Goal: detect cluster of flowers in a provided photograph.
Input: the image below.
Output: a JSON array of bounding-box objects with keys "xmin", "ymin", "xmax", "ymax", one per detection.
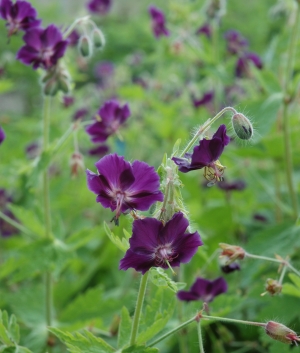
[{"xmin": 86, "ymin": 124, "xmax": 241, "ymax": 303}]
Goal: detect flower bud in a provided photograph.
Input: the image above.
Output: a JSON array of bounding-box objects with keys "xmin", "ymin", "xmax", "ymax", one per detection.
[
  {"xmin": 219, "ymin": 243, "xmax": 245, "ymax": 264},
  {"xmin": 91, "ymin": 28, "xmax": 105, "ymax": 50},
  {"xmin": 265, "ymin": 321, "xmax": 300, "ymax": 344},
  {"xmin": 78, "ymin": 35, "xmax": 92, "ymax": 57},
  {"xmin": 43, "ymin": 79, "xmax": 59, "ymax": 96},
  {"xmin": 231, "ymin": 113, "xmax": 253, "ymax": 140}
]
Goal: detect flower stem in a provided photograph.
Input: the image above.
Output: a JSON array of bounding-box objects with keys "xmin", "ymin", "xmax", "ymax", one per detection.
[
  {"xmin": 63, "ymin": 16, "xmax": 90, "ymax": 39},
  {"xmin": 282, "ymin": 3, "xmax": 300, "ymax": 220},
  {"xmin": 278, "ymin": 264, "xmax": 288, "ymax": 285},
  {"xmin": 179, "ymin": 106, "xmax": 237, "ymax": 157},
  {"xmin": 42, "ymin": 96, "xmax": 53, "ymax": 328},
  {"xmin": 200, "ymin": 314, "xmax": 266, "ymax": 328},
  {"xmin": 0, "ymin": 210, "xmax": 35, "ymax": 239},
  {"xmin": 147, "ymin": 315, "xmax": 196, "ymax": 347},
  {"xmin": 130, "ymin": 271, "xmax": 149, "ymax": 346},
  {"xmin": 197, "ymin": 321, "xmax": 205, "ymax": 353},
  {"xmin": 245, "ymin": 252, "xmax": 300, "ymax": 277}
]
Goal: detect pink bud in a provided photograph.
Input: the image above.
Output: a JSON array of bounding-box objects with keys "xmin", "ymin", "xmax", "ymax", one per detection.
[{"xmin": 265, "ymin": 321, "xmax": 300, "ymax": 345}]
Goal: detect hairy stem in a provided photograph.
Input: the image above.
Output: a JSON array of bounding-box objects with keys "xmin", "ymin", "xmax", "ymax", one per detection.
[
  {"xmin": 179, "ymin": 106, "xmax": 237, "ymax": 157},
  {"xmin": 197, "ymin": 320, "xmax": 205, "ymax": 353},
  {"xmin": 130, "ymin": 271, "xmax": 149, "ymax": 345}
]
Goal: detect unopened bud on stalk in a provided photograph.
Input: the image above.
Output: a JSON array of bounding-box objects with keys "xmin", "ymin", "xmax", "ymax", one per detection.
[
  {"xmin": 43, "ymin": 79, "xmax": 59, "ymax": 96},
  {"xmin": 265, "ymin": 321, "xmax": 300, "ymax": 345},
  {"xmin": 78, "ymin": 35, "xmax": 92, "ymax": 57},
  {"xmin": 91, "ymin": 28, "xmax": 105, "ymax": 50},
  {"xmin": 231, "ymin": 113, "xmax": 253, "ymax": 140},
  {"xmin": 219, "ymin": 243, "xmax": 245, "ymax": 264}
]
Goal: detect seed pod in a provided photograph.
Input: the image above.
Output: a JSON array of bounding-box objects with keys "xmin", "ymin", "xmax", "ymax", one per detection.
[
  {"xmin": 231, "ymin": 113, "xmax": 253, "ymax": 140},
  {"xmin": 265, "ymin": 321, "xmax": 300, "ymax": 345}
]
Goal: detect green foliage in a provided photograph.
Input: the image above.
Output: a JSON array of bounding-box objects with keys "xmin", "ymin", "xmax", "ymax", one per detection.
[
  {"xmin": 0, "ymin": 311, "xmax": 32, "ymax": 353},
  {"xmin": 149, "ymin": 268, "xmax": 186, "ymax": 293},
  {"xmin": 103, "ymin": 222, "xmax": 130, "ymax": 253},
  {"xmin": 49, "ymin": 328, "xmax": 115, "ymax": 353},
  {"xmin": 117, "ymin": 307, "xmax": 132, "ymax": 349},
  {"xmin": 282, "ymin": 273, "xmax": 300, "ymax": 298},
  {"xmin": 121, "ymin": 346, "xmax": 158, "ymax": 353}
]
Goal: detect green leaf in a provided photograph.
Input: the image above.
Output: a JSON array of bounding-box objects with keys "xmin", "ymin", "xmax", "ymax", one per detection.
[
  {"xmin": 121, "ymin": 345, "xmax": 158, "ymax": 353},
  {"xmin": 171, "ymin": 139, "xmax": 181, "ymax": 157},
  {"xmin": 149, "ymin": 268, "xmax": 186, "ymax": 293},
  {"xmin": 8, "ymin": 204, "xmax": 44, "ymax": 238},
  {"xmin": 288, "ymin": 273, "xmax": 300, "ymax": 289},
  {"xmin": 65, "ymin": 226, "xmax": 102, "ymax": 250},
  {"xmin": 282, "ymin": 283, "xmax": 300, "ymax": 298},
  {"xmin": 117, "ymin": 307, "xmax": 132, "ymax": 349},
  {"xmin": 103, "ymin": 222, "xmax": 129, "ymax": 253},
  {"xmin": 49, "ymin": 327, "xmax": 115, "ymax": 353},
  {"xmin": 59, "ymin": 286, "xmax": 121, "ymax": 326}
]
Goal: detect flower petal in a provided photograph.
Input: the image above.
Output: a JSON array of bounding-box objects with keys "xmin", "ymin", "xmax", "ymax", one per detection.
[{"xmin": 119, "ymin": 249, "xmax": 154, "ymax": 274}]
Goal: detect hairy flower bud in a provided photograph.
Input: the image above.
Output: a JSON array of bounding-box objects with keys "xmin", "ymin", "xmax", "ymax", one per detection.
[
  {"xmin": 232, "ymin": 113, "xmax": 253, "ymax": 140},
  {"xmin": 91, "ymin": 28, "xmax": 105, "ymax": 49},
  {"xmin": 219, "ymin": 243, "xmax": 245, "ymax": 264},
  {"xmin": 265, "ymin": 321, "xmax": 300, "ymax": 345},
  {"xmin": 78, "ymin": 35, "xmax": 93, "ymax": 57},
  {"xmin": 43, "ymin": 79, "xmax": 59, "ymax": 96}
]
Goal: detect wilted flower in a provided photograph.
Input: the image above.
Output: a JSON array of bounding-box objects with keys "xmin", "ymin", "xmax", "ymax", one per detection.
[
  {"xmin": 221, "ymin": 262, "xmax": 240, "ymax": 274},
  {"xmin": 148, "ymin": 5, "xmax": 169, "ymax": 38},
  {"xmin": 86, "ymin": 153, "xmax": 164, "ymax": 222},
  {"xmin": 119, "ymin": 212, "xmax": 203, "ymax": 274},
  {"xmin": 265, "ymin": 321, "xmax": 300, "ymax": 345},
  {"xmin": 177, "ymin": 277, "xmax": 227, "ymax": 302},
  {"xmin": 0, "ymin": 0, "xmax": 41, "ymax": 36},
  {"xmin": 25, "ymin": 142, "xmax": 40, "ymax": 159},
  {"xmin": 88, "ymin": 144, "xmax": 109, "ymax": 157},
  {"xmin": 86, "ymin": 100, "xmax": 130, "ymax": 143},
  {"xmin": 196, "ymin": 23, "xmax": 211, "ymax": 38},
  {"xmin": 217, "ymin": 179, "xmax": 246, "ymax": 191},
  {"xmin": 261, "ymin": 278, "xmax": 282, "ymax": 296},
  {"xmin": 235, "ymin": 52, "xmax": 263, "ymax": 78},
  {"xmin": 70, "ymin": 152, "xmax": 85, "ymax": 177},
  {"xmin": 224, "ymin": 30, "xmax": 248, "ymax": 55},
  {"xmin": 0, "ymin": 126, "xmax": 5, "ymax": 145},
  {"xmin": 17, "ymin": 24, "xmax": 68, "ymax": 70},
  {"xmin": 72, "ymin": 108, "xmax": 89, "ymax": 121},
  {"xmin": 172, "ymin": 125, "xmax": 230, "ymax": 184},
  {"xmin": 192, "ymin": 91, "xmax": 214, "ymax": 109},
  {"xmin": 219, "ymin": 243, "xmax": 245, "ymax": 264},
  {"xmin": 87, "ymin": 0, "xmax": 112, "ymax": 15},
  {"xmin": 67, "ymin": 29, "xmax": 80, "ymax": 47}
]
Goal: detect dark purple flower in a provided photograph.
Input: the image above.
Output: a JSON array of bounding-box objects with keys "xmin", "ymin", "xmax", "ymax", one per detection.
[
  {"xmin": 217, "ymin": 179, "xmax": 246, "ymax": 191},
  {"xmin": 224, "ymin": 30, "xmax": 248, "ymax": 55},
  {"xmin": 235, "ymin": 52, "xmax": 263, "ymax": 78},
  {"xmin": 72, "ymin": 108, "xmax": 89, "ymax": 121},
  {"xmin": 87, "ymin": 0, "xmax": 111, "ymax": 15},
  {"xmin": 16, "ymin": 24, "xmax": 68, "ymax": 70},
  {"xmin": 0, "ymin": 126, "xmax": 5, "ymax": 145},
  {"xmin": 0, "ymin": 209, "xmax": 19, "ymax": 237},
  {"xmin": 86, "ymin": 153, "xmax": 164, "ymax": 221},
  {"xmin": 196, "ymin": 23, "xmax": 211, "ymax": 38},
  {"xmin": 149, "ymin": 6, "xmax": 169, "ymax": 38},
  {"xmin": 253, "ymin": 213, "xmax": 268, "ymax": 223},
  {"xmin": 192, "ymin": 91, "xmax": 214, "ymax": 109},
  {"xmin": 177, "ymin": 277, "xmax": 227, "ymax": 302},
  {"xmin": 86, "ymin": 100, "xmax": 130, "ymax": 143},
  {"xmin": 62, "ymin": 95, "xmax": 75, "ymax": 108},
  {"xmin": 88, "ymin": 144, "xmax": 109, "ymax": 157},
  {"xmin": 172, "ymin": 125, "xmax": 230, "ymax": 183},
  {"xmin": 67, "ymin": 29, "xmax": 80, "ymax": 47},
  {"xmin": 0, "ymin": 0, "xmax": 41, "ymax": 36},
  {"xmin": 221, "ymin": 262, "xmax": 240, "ymax": 274},
  {"xmin": 120, "ymin": 212, "xmax": 203, "ymax": 274}
]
